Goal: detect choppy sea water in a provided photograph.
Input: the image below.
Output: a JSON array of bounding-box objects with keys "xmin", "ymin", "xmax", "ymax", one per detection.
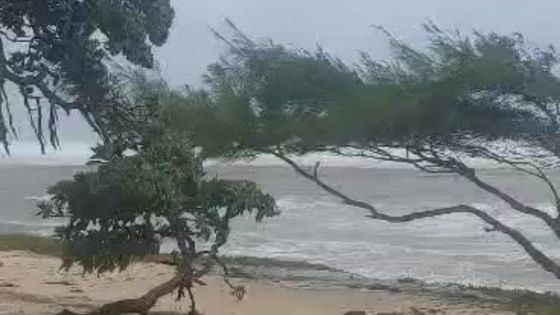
[{"xmin": 3, "ymin": 163, "xmax": 560, "ymax": 292}]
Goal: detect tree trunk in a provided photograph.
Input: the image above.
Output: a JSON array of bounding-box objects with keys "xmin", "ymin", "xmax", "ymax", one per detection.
[{"xmin": 55, "ymin": 274, "xmax": 185, "ymax": 315}]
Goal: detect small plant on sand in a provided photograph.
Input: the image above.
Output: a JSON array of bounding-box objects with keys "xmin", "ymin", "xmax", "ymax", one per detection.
[{"xmin": 39, "ymin": 82, "xmax": 278, "ymax": 315}]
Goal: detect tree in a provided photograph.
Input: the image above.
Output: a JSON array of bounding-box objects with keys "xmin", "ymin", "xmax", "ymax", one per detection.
[
  {"xmin": 39, "ymin": 81, "xmax": 278, "ymax": 315},
  {"xmin": 174, "ymin": 23, "xmax": 560, "ymax": 283},
  {"xmin": 0, "ymin": 0, "xmax": 174, "ymax": 152}
]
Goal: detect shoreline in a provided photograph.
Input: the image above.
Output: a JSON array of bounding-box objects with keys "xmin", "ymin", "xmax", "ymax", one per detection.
[
  {"xmin": 0, "ymin": 235, "xmax": 559, "ymax": 314},
  {"xmin": 0, "ymin": 251, "xmax": 512, "ymax": 315},
  {"xmin": 207, "ymin": 255, "xmax": 560, "ymax": 310}
]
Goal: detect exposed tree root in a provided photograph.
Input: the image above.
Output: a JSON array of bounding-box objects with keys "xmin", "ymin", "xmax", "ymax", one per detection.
[{"xmin": 55, "ymin": 274, "xmax": 186, "ymax": 315}]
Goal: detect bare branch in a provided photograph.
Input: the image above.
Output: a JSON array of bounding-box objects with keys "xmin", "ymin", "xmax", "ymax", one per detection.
[
  {"xmin": 416, "ymin": 145, "xmax": 560, "ymax": 238},
  {"xmin": 271, "ymin": 151, "xmax": 560, "ymax": 279},
  {"xmin": 35, "ymin": 97, "xmax": 44, "ymax": 147},
  {"xmin": 313, "ymin": 161, "xmax": 320, "ymax": 178},
  {"xmin": 464, "ymin": 171, "xmax": 560, "ymax": 236},
  {"xmin": 21, "ymin": 91, "xmax": 45, "ymax": 153},
  {"xmin": 329, "ymin": 146, "xmax": 453, "ymax": 174},
  {"xmin": 4, "ymin": 69, "xmax": 75, "ymax": 111},
  {"xmin": 458, "ymin": 143, "xmax": 560, "ymax": 214},
  {"xmin": 0, "ymin": 93, "xmax": 9, "ymax": 153},
  {"xmin": 186, "ymin": 283, "xmax": 196, "ymax": 314},
  {"xmin": 48, "ymin": 102, "xmax": 60, "ymax": 147},
  {"xmin": 341, "ymin": 143, "xmax": 560, "ymax": 237},
  {"xmin": 213, "ymin": 255, "xmax": 246, "ymax": 300}
]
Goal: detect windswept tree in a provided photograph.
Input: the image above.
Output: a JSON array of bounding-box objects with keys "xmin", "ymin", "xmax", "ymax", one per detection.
[
  {"xmin": 174, "ymin": 23, "xmax": 560, "ymax": 282},
  {"xmin": 39, "ymin": 82, "xmax": 278, "ymax": 315},
  {"xmin": 0, "ymin": 0, "xmax": 174, "ymax": 152}
]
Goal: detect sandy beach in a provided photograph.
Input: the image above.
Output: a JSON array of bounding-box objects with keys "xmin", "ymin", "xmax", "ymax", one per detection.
[{"xmin": 0, "ymin": 251, "xmax": 514, "ymax": 315}]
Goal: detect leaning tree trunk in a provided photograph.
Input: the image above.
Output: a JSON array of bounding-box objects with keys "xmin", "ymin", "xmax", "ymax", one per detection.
[{"xmin": 55, "ymin": 274, "xmax": 186, "ymax": 315}]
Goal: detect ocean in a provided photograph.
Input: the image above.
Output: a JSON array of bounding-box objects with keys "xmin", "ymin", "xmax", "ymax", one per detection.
[{"xmin": 2, "ymin": 162, "xmax": 560, "ymax": 292}]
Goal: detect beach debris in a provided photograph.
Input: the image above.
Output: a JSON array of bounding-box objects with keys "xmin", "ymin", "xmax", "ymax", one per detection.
[
  {"xmin": 0, "ymin": 282, "xmax": 17, "ymax": 288},
  {"xmin": 343, "ymin": 311, "xmax": 367, "ymax": 315}
]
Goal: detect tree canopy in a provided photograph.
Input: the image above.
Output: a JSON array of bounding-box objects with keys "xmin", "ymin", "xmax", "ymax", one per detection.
[
  {"xmin": 39, "ymin": 79, "xmax": 278, "ymax": 314},
  {"xmin": 0, "ymin": 0, "xmax": 175, "ymax": 152},
  {"xmin": 175, "ymin": 23, "xmax": 559, "ymax": 160},
  {"xmin": 34, "ymin": 19, "xmax": 560, "ymax": 312},
  {"xmin": 161, "ymin": 23, "xmax": 560, "ymax": 283}
]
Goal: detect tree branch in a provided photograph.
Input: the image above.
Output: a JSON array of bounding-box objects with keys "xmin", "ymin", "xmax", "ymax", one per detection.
[
  {"xmin": 0, "ymin": 85, "xmax": 16, "ymax": 137},
  {"xmin": 56, "ymin": 274, "xmax": 187, "ymax": 315},
  {"xmin": 4, "ymin": 68, "xmax": 75, "ymax": 111},
  {"xmin": 271, "ymin": 151, "xmax": 560, "ymax": 279},
  {"xmin": 458, "ymin": 143, "xmax": 560, "ymax": 214},
  {"xmin": 330, "ymin": 146, "xmax": 454, "ymax": 174},
  {"xmin": 213, "ymin": 255, "xmax": 246, "ymax": 301},
  {"xmin": 426, "ymin": 147, "xmax": 560, "ymax": 237},
  {"xmin": 336, "ymin": 143, "xmax": 560, "ymax": 238}
]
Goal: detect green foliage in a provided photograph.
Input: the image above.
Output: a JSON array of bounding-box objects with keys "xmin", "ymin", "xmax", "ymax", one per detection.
[
  {"xmin": 174, "ymin": 23, "xmax": 560, "ymax": 161},
  {"xmin": 0, "ymin": 0, "xmax": 175, "ymax": 151},
  {"xmin": 172, "ymin": 24, "xmax": 560, "ymax": 296},
  {"xmin": 39, "ymin": 82, "xmax": 278, "ymax": 274}
]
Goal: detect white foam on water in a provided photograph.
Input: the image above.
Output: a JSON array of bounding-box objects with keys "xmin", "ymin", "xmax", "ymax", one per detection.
[
  {"xmin": 205, "ymin": 152, "xmax": 505, "ymax": 169},
  {"xmin": 12, "ymin": 190, "xmax": 560, "ymax": 292},
  {"xmin": 2, "ymin": 141, "xmax": 545, "ymax": 171},
  {"xmin": 4, "ymin": 159, "xmax": 560, "ymax": 292},
  {"xmin": 206, "ymin": 140, "xmax": 553, "ymax": 169},
  {"xmin": 217, "ymin": 195, "xmax": 560, "ymax": 292}
]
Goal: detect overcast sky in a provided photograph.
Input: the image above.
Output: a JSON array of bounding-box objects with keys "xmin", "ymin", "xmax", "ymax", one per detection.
[{"xmin": 8, "ymin": 0, "xmax": 560, "ymax": 159}]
